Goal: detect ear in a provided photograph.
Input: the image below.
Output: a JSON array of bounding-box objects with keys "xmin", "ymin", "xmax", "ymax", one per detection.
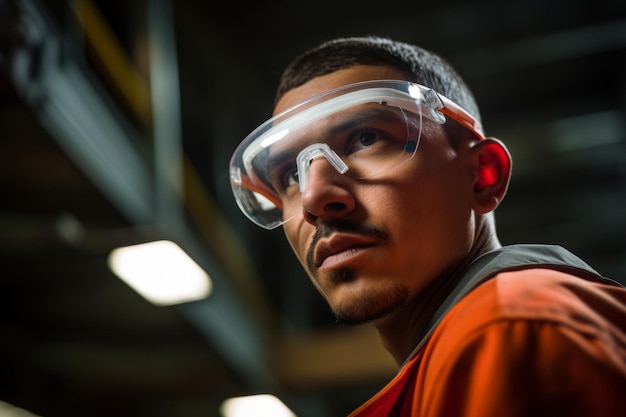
[{"xmin": 471, "ymin": 138, "xmax": 512, "ymax": 214}]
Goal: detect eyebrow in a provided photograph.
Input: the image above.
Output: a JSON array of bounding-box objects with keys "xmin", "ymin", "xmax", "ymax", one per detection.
[
  {"xmin": 263, "ymin": 105, "xmax": 406, "ymax": 180},
  {"xmin": 327, "ymin": 106, "xmax": 405, "ymax": 137}
]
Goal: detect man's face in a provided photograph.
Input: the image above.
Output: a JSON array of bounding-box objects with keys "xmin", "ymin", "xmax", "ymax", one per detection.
[{"xmin": 274, "ymin": 65, "xmax": 480, "ymax": 325}]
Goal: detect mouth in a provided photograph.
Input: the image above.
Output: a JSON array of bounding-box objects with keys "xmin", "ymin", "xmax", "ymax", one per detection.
[{"xmin": 314, "ymin": 234, "xmax": 378, "ymax": 270}]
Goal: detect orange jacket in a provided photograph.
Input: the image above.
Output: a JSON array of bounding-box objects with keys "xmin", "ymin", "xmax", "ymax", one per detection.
[{"xmin": 349, "ymin": 249, "xmax": 626, "ymax": 417}]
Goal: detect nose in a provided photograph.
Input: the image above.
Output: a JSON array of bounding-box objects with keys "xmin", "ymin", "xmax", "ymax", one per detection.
[{"xmin": 300, "ymin": 157, "xmax": 356, "ymax": 225}]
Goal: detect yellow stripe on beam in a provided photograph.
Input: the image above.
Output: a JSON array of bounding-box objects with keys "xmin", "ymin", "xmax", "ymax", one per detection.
[{"xmin": 70, "ymin": 0, "xmax": 151, "ymax": 126}]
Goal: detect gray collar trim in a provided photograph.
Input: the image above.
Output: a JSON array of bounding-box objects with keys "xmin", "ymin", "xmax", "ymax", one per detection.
[{"xmin": 400, "ymin": 244, "xmax": 610, "ymax": 367}]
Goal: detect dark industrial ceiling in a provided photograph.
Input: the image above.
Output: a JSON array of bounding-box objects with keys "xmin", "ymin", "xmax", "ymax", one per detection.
[{"xmin": 1, "ymin": 0, "xmax": 625, "ymax": 416}]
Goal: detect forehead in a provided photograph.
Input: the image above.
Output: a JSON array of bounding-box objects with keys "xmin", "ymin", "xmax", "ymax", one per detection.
[{"xmin": 273, "ymin": 65, "xmax": 411, "ymax": 116}]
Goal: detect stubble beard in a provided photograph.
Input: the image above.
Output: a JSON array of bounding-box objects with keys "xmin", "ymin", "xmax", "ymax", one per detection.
[{"xmin": 329, "ymin": 268, "xmax": 410, "ymax": 326}]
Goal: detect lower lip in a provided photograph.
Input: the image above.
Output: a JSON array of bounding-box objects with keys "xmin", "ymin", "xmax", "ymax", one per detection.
[{"xmin": 319, "ymin": 246, "xmax": 371, "ymax": 270}]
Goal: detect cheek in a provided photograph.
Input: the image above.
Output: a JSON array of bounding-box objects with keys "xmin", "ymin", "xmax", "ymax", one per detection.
[
  {"xmin": 431, "ymin": 187, "xmax": 475, "ymax": 263},
  {"xmin": 379, "ymin": 159, "xmax": 474, "ymax": 269},
  {"xmin": 283, "ymin": 220, "xmax": 330, "ymax": 296},
  {"xmin": 284, "ymin": 219, "xmax": 313, "ymax": 267}
]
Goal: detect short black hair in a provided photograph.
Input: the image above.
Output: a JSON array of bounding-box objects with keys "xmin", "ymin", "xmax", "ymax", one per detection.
[{"xmin": 276, "ymin": 36, "xmax": 481, "ymax": 126}]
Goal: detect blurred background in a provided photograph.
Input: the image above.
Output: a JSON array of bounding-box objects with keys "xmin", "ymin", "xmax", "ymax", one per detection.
[{"xmin": 0, "ymin": 0, "xmax": 625, "ymax": 416}]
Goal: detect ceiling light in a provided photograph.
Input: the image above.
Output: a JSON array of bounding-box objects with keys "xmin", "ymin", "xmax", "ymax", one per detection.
[
  {"xmin": 0, "ymin": 401, "xmax": 40, "ymax": 416},
  {"xmin": 548, "ymin": 110, "xmax": 623, "ymax": 152},
  {"xmin": 220, "ymin": 394, "xmax": 296, "ymax": 417},
  {"xmin": 108, "ymin": 240, "xmax": 212, "ymax": 306}
]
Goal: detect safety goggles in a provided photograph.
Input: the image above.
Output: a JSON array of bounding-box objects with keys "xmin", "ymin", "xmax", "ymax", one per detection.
[{"xmin": 230, "ymin": 80, "xmax": 484, "ymax": 230}]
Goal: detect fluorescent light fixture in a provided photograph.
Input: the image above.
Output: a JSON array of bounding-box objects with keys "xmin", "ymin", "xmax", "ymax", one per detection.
[
  {"xmin": 220, "ymin": 394, "xmax": 296, "ymax": 417},
  {"xmin": 108, "ymin": 240, "xmax": 212, "ymax": 306},
  {"xmin": 548, "ymin": 110, "xmax": 624, "ymax": 152},
  {"xmin": 0, "ymin": 401, "xmax": 41, "ymax": 416}
]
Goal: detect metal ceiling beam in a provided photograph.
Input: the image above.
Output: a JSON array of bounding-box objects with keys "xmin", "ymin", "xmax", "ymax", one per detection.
[
  {"xmin": 3, "ymin": 0, "xmax": 277, "ymax": 390},
  {"xmin": 4, "ymin": 0, "xmax": 154, "ymax": 225}
]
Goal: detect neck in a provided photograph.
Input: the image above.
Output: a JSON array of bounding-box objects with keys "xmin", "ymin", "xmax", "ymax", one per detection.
[{"xmin": 374, "ymin": 222, "xmax": 501, "ymax": 366}]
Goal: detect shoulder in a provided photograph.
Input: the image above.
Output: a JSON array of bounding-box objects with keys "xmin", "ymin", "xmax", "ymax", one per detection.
[
  {"xmin": 443, "ymin": 268, "xmax": 626, "ymax": 335},
  {"xmin": 421, "ymin": 268, "xmax": 626, "ymax": 376},
  {"xmin": 416, "ymin": 269, "xmax": 626, "ymax": 417}
]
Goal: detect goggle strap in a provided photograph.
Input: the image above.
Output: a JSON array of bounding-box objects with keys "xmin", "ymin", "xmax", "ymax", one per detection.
[{"xmin": 439, "ymin": 95, "xmax": 485, "ymax": 138}]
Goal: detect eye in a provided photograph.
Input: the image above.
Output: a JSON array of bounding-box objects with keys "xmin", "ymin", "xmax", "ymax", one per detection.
[
  {"xmin": 267, "ymin": 162, "xmax": 299, "ymax": 195},
  {"xmin": 348, "ymin": 129, "xmax": 386, "ymax": 153},
  {"xmin": 357, "ymin": 131, "xmax": 378, "ymax": 147},
  {"xmin": 284, "ymin": 168, "xmax": 299, "ymax": 189}
]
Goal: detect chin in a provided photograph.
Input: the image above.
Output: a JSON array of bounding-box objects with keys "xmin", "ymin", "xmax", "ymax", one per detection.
[{"xmin": 332, "ymin": 285, "xmax": 409, "ymax": 325}]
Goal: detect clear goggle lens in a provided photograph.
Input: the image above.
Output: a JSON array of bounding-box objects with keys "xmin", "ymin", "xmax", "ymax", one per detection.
[{"xmin": 229, "ymin": 80, "xmax": 482, "ymax": 230}]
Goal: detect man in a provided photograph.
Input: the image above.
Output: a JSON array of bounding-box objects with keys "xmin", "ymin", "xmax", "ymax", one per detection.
[{"xmin": 229, "ymin": 36, "xmax": 626, "ymax": 416}]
